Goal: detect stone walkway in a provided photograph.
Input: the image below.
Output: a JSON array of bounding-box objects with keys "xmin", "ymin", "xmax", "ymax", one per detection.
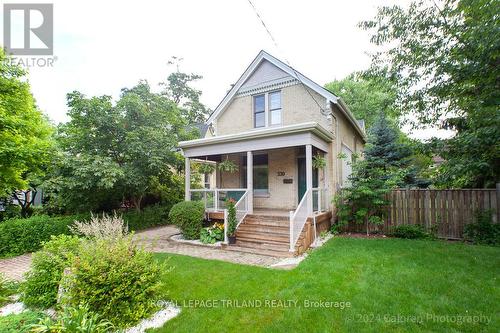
[
  {"xmin": 0, "ymin": 226, "xmax": 286, "ymax": 281},
  {"xmin": 134, "ymin": 225, "xmax": 283, "ymax": 267},
  {"xmin": 0, "ymin": 254, "xmax": 32, "ymax": 281}
]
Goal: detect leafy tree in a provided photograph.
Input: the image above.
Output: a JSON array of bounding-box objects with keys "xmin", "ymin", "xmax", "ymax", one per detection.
[
  {"xmin": 48, "ymin": 81, "xmax": 191, "ymax": 212},
  {"xmin": 0, "ymin": 49, "xmax": 54, "ymax": 199},
  {"xmin": 360, "ymin": 0, "xmax": 500, "ymax": 188},
  {"xmin": 325, "ymin": 72, "xmax": 399, "ymax": 128},
  {"xmin": 161, "ymin": 56, "xmax": 210, "ymax": 124}
]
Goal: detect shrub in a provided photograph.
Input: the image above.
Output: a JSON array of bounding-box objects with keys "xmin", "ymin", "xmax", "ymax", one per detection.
[
  {"xmin": 169, "ymin": 201, "xmax": 204, "ymax": 239},
  {"xmin": 0, "ymin": 214, "xmax": 88, "ymax": 258},
  {"xmin": 0, "ymin": 204, "xmax": 21, "ymax": 222},
  {"xmin": 464, "ymin": 210, "xmax": 499, "ymax": 246},
  {"xmin": 61, "ymin": 236, "xmax": 165, "ymax": 328},
  {"xmin": 70, "ymin": 213, "xmax": 128, "ymax": 240},
  {"xmin": 0, "ymin": 205, "xmax": 172, "ymax": 259},
  {"xmin": 124, "ymin": 204, "xmax": 171, "ymax": 231},
  {"xmin": 29, "ymin": 304, "xmax": 114, "ymax": 333},
  {"xmin": 388, "ymin": 224, "xmax": 431, "ymax": 239},
  {"xmin": 21, "ymin": 235, "xmax": 81, "ymax": 309},
  {"xmin": 226, "ymin": 199, "xmax": 237, "ymax": 237},
  {"xmin": 200, "ymin": 223, "xmax": 224, "ymax": 244},
  {"xmin": 0, "ymin": 311, "xmax": 45, "ymax": 333},
  {"xmin": 0, "ymin": 273, "xmax": 18, "ymax": 306}
]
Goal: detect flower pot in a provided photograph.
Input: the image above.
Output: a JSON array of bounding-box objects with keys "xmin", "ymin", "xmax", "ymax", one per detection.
[{"xmin": 228, "ymin": 236, "xmax": 236, "ymax": 244}]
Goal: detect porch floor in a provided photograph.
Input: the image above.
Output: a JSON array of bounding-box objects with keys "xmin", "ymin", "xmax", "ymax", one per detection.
[{"xmin": 253, "ymin": 208, "xmax": 290, "ymax": 217}]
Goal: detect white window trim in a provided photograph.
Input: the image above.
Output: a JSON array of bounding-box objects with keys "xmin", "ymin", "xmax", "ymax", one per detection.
[{"xmin": 253, "ymin": 90, "xmax": 282, "ymax": 129}]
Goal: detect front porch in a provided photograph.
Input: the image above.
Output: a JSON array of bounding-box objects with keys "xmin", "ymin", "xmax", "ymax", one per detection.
[{"xmin": 179, "ymin": 123, "xmax": 334, "ymax": 255}]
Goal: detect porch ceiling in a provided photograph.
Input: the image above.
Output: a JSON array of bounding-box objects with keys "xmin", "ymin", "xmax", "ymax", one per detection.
[{"xmin": 179, "ymin": 122, "xmax": 333, "ymax": 158}]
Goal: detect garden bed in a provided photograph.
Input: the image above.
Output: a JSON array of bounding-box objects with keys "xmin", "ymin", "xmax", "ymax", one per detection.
[{"xmin": 170, "ymin": 234, "xmax": 223, "ymax": 248}]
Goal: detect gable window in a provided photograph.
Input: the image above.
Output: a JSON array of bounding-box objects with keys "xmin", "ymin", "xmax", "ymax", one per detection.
[
  {"xmin": 269, "ymin": 91, "xmax": 282, "ymax": 125},
  {"xmin": 241, "ymin": 154, "xmax": 269, "ymax": 195},
  {"xmin": 254, "ymin": 94, "xmax": 265, "ymax": 128},
  {"xmin": 253, "ymin": 91, "xmax": 282, "ymax": 128}
]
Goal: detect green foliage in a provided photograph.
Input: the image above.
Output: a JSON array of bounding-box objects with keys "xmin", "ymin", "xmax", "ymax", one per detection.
[
  {"xmin": 464, "ymin": 210, "xmax": 499, "ymax": 246},
  {"xmin": 196, "ymin": 162, "xmax": 216, "ymax": 175},
  {"xmin": 0, "ymin": 206, "xmax": 172, "ymax": 258},
  {"xmin": 61, "ymin": 236, "xmax": 165, "ymax": 328},
  {"xmin": 200, "ymin": 223, "xmax": 224, "ymax": 244},
  {"xmin": 312, "ymin": 154, "xmax": 326, "ymax": 170},
  {"xmin": 21, "ymin": 235, "xmax": 81, "ymax": 309},
  {"xmin": 0, "ymin": 49, "xmax": 54, "ymax": 198},
  {"xmin": 218, "ymin": 158, "xmax": 238, "ymax": 173},
  {"xmin": 226, "ymin": 199, "xmax": 237, "ymax": 237},
  {"xmin": 0, "ymin": 311, "xmax": 45, "ymax": 333},
  {"xmin": 336, "ymin": 114, "xmax": 405, "ymax": 234},
  {"xmin": 0, "ymin": 204, "xmax": 21, "ymax": 222},
  {"xmin": 124, "ymin": 204, "xmax": 171, "ymax": 231},
  {"xmin": 325, "ymin": 71, "xmax": 399, "ymax": 129},
  {"xmin": 162, "ymin": 56, "xmax": 211, "ymax": 124},
  {"xmin": 0, "ymin": 273, "xmax": 18, "ymax": 306},
  {"xmin": 0, "ymin": 214, "xmax": 87, "ymax": 258},
  {"xmin": 169, "ymin": 201, "xmax": 205, "ymax": 239},
  {"xmin": 388, "ymin": 224, "xmax": 432, "ymax": 239},
  {"xmin": 46, "ymin": 81, "xmax": 190, "ymax": 213},
  {"xmin": 361, "ymin": 0, "xmax": 500, "ymax": 188},
  {"xmin": 29, "ymin": 304, "xmax": 114, "ymax": 333}
]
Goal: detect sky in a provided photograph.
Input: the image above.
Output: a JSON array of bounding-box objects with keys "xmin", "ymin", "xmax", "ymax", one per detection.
[{"xmin": 2, "ymin": 0, "xmax": 452, "ymax": 139}]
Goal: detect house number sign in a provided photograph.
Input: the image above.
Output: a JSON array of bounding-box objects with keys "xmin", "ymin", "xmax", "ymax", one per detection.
[{"xmin": 277, "ymin": 171, "xmax": 285, "ymax": 176}]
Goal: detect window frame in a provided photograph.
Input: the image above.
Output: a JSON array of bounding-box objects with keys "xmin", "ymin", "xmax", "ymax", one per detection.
[
  {"xmin": 253, "ymin": 94, "xmax": 266, "ymax": 128},
  {"xmin": 268, "ymin": 90, "xmax": 282, "ymax": 126},
  {"xmin": 252, "ymin": 90, "xmax": 282, "ymax": 129},
  {"xmin": 241, "ymin": 153, "xmax": 269, "ymax": 196}
]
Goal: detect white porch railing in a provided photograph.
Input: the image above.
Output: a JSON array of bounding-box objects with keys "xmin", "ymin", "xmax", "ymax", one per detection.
[
  {"xmin": 189, "ymin": 188, "xmax": 247, "ymax": 211},
  {"xmin": 289, "ymin": 187, "xmax": 327, "ymax": 251}
]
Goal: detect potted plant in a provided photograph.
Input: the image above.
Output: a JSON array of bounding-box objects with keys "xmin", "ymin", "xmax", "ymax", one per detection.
[{"xmin": 226, "ymin": 198, "xmax": 237, "ymax": 244}]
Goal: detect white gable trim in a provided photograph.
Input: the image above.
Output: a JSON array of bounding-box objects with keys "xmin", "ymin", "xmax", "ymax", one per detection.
[{"xmin": 206, "ymin": 50, "xmax": 366, "ymax": 140}]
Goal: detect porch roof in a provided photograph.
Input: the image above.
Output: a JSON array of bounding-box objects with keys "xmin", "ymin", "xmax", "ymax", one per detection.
[{"xmin": 179, "ymin": 122, "xmax": 333, "ymax": 158}]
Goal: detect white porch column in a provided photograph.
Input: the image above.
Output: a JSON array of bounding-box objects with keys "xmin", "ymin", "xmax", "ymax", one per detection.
[
  {"xmin": 306, "ymin": 144, "xmax": 313, "ymax": 215},
  {"xmin": 247, "ymin": 151, "xmax": 254, "ymax": 214},
  {"xmin": 185, "ymin": 157, "xmax": 191, "ymax": 201}
]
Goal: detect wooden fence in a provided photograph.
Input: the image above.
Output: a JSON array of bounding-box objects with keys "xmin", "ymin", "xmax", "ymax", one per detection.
[{"xmin": 346, "ymin": 188, "xmax": 499, "ymax": 239}]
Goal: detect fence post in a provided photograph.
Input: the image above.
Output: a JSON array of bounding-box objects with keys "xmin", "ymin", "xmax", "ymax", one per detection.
[
  {"xmin": 215, "ymin": 190, "xmax": 219, "ymax": 211},
  {"xmin": 223, "ymin": 209, "xmax": 228, "ymax": 244},
  {"xmin": 289, "ymin": 211, "xmax": 294, "ymax": 252},
  {"xmin": 496, "ymin": 183, "xmax": 500, "ymax": 223}
]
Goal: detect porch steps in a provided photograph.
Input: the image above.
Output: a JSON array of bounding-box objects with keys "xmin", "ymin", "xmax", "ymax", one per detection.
[{"xmin": 225, "ymin": 214, "xmax": 300, "ymax": 258}]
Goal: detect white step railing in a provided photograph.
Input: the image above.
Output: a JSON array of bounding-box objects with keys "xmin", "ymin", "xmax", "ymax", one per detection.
[
  {"xmin": 289, "ymin": 187, "xmax": 327, "ymax": 251},
  {"xmin": 289, "ymin": 188, "xmax": 312, "ymax": 252}
]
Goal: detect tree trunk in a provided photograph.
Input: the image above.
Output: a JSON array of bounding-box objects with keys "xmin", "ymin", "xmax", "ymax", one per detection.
[
  {"xmin": 132, "ymin": 195, "xmax": 143, "ymax": 212},
  {"xmin": 366, "ymin": 217, "xmax": 369, "ymax": 236}
]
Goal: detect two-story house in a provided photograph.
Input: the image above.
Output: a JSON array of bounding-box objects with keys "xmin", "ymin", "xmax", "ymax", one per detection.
[{"xmin": 179, "ymin": 51, "xmax": 365, "ymax": 256}]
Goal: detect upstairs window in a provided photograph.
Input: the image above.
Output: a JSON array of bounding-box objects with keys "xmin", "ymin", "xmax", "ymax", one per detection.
[
  {"xmin": 254, "ymin": 94, "xmax": 265, "ymax": 128},
  {"xmin": 269, "ymin": 91, "xmax": 282, "ymax": 125},
  {"xmin": 253, "ymin": 91, "xmax": 282, "ymax": 128}
]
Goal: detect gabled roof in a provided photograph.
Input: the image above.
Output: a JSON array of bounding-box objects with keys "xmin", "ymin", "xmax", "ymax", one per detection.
[{"xmin": 206, "ymin": 50, "xmax": 366, "ymax": 139}]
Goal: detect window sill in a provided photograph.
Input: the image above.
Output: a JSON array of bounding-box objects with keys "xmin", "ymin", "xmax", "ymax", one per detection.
[{"xmin": 253, "ymin": 192, "xmax": 270, "ymax": 198}]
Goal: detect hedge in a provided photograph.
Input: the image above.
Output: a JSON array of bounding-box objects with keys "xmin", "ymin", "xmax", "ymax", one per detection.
[{"xmin": 0, "ymin": 204, "xmax": 172, "ymax": 258}]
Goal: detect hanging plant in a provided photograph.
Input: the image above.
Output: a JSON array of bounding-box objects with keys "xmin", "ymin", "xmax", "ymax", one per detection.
[
  {"xmin": 313, "ymin": 154, "xmax": 326, "ymax": 170},
  {"xmin": 218, "ymin": 157, "xmax": 238, "ymax": 173},
  {"xmin": 198, "ymin": 163, "xmax": 216, "ymax": 175}
]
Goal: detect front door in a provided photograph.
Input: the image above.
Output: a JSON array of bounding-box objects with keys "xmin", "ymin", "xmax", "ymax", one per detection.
[{"xmin": 297, "ymin": 157, "xmax": 318, "ymax": 203}]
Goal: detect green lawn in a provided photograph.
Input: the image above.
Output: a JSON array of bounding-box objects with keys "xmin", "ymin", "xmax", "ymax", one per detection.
[{"xmin": 154, "ymin": 237, "xmax": 499, "ymax": 333}]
